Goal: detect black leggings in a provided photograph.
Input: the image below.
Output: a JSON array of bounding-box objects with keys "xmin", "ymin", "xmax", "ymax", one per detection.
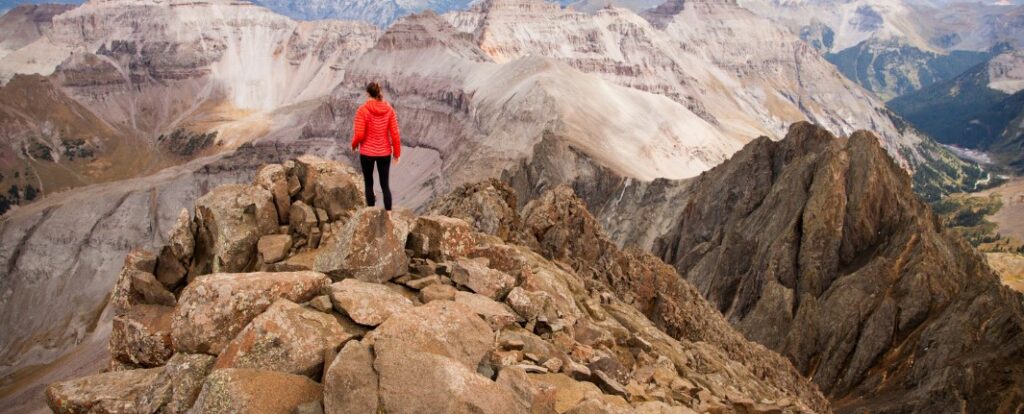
[{"xmin": 359, "ymin": 154, "xmax": 392, "ymax": 211}]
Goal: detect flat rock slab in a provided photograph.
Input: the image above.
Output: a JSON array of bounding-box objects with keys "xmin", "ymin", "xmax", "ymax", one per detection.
[
  {"xmin": 324, "ymin": 340, "xmax": 378, "ymax": 414},
  {"xmin": 190, "ymin": 369, "xmax": 322, "ymax": 414},
  {"xmin": 46, "ymin": 366, "xmax": 164, "ymax": 414},
  {"xmin": 454, "ymin": 291, "xmax": 521, "ymax": 331},
  {"xmin": 258, "ymin": 234, "xmax": 293, "ymax": 264},
  {"xmin": 372, "ymin": 300, "xmax": 493, "ymax": 369},
  {"xmin": 375, "ymin": 347, "xmax": 527, "ymax": 414},
  {"xmin": 451, "ymin": 257, "xmax": 516, "ymax": 300},
  {"xmin": 329, "ymin": 279, "xmax": 413, "ymax": 327},
  {"xmin": 215, "ymin": 299, "xmax": 352, "ymax": 376},
  {"xmin": 172, "ymin": 271, "xmax": 330, "ymax": 355}
]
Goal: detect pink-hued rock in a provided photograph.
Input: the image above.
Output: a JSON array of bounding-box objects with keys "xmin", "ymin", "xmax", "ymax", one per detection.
[
  {"xmin": 313, "ymin": 208, "xmax": 409, "ymax": 283},
  {"xmin": 46, "ymin": 367, "xmax": 164, "ymax": 414},
  {"xmin": 215, "ymin": 299, "xmax": 353, "ymax": 376},
  {"xmin": 189, "ymin": 369, "xmax": 322, "ymax": 414},
  {"xmin": 407, "ymin": 215, "xmax": 476, "ymax": 261},
  {"xmin": 110, "ymin": 304, "xmax": 174, "ymax": 367},
  {"xmin": 171, "ymin": 271, "xmax": 330, "ymax": 354},
  {"xmin": 190, "ymin": 184, "xmax": 278, "ymax": 275},
  {"xmin": 451, "ymin": 257, "xmax": 516, "ymax": 300},
  {"xmin": 324, "ymin": 340, "xmax": 378, "ymax": 414},
  {"xmin": 329, "ymin": 279, "xmax": 413, "ymax": 327}
]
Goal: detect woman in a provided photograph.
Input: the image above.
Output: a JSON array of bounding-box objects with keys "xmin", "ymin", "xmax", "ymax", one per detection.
[{"xmin": 351, "ymin": 82, "xmax": 401, "ymax": 211}]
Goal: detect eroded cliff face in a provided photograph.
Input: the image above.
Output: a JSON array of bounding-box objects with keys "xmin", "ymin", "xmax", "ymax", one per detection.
[{"xmin": 587, "ymin": 122, "xmax": 1024, "ymax": 413}]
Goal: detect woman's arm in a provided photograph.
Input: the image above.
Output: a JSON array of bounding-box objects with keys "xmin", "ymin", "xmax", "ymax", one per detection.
[
  {"xmin": 351, "ymin": 107, "xmax": 366, "ymax": 150},
  {"xmin": 389, "ymin": 109, "xmax": 401, "ymax": 159}
]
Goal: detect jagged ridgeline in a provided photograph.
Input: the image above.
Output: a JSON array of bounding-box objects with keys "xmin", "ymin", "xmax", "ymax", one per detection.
[
  {"xmin": 589, "ymin": 123, "xmax": 1024, "ymax": 413},
  {"xmin": 45, "ymin": 156, "xmax": 829, "ymax": 413}
]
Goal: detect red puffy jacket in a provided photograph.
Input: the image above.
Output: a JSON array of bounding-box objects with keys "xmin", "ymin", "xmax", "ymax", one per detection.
[{"xmin": 351, "ymin": 99, "xmax": 401, "ymax": 158}]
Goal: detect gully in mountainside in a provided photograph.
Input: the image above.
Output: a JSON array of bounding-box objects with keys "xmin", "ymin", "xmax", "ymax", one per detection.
[{"xmin": 351, "ymin": 82, "xmax": 403, "ymax": 213}]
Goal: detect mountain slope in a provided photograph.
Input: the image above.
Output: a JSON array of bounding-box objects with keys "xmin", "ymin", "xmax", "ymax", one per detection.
[
  {"xmin": 586, "ymin": 122, "xmax": 1024, "ymax": 413},
  {"xmin": 737, "ymin": 0, "xmax": 1024, "ymax": 99},
  {"xmin": 889, "ymin": 49, "xmax": 1024, "ymax": 169},
  {"xmin": 0, "ymin": 0, "xmax": 380, "ymax": 215}
]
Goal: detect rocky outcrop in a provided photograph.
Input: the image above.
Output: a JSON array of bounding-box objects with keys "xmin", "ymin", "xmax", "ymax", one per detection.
[
  {"xmin": 593, "ymin": 122, "xmax": 1024, "ymax": 413},
  {"xmin": 313, "ymin": 208, "xmax": 408, "ymax": 282},
  {"xmin": 44, "ymin": 156, "xmax": 830, "ymax": 414}
]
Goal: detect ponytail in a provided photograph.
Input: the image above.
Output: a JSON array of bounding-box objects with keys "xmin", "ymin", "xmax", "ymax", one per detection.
[{"xmin": 366, "ymin": 82, "xmax": 383, "ymax": 100}]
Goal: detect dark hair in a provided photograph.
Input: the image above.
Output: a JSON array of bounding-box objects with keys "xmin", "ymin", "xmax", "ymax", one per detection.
[{"xmin": 366, "ymin": 82, "xmax": 383, "ymax": 100}]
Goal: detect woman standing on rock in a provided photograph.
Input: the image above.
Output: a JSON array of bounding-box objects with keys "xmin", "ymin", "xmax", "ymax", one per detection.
[{"xmin": 351, "ymin": 81, "xmax": 402, "ymax": 211}]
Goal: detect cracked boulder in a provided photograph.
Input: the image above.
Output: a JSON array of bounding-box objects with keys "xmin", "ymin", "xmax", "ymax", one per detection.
[
  {"xmin": 294, "ymin": 155, "xmax": 364, "ymax": 221},
  {"xmin": 191, "ymin": 184, "xmax": 277, "ymax": 275},
  {"xmin": 313, "ymin": 208, "xmax": 409, "ymax": 282},
  {"xmin": 172, "ymin": 271, "xmax": 330, "ymax": 354},
  {"xmin": 324, "ymin": 339, "xmax": 378, "ymax": 414},
  {"xmin": 407, "ymin": 215, "xmax": 476, "ymax": 261},
  {"xmin": 190, "ymin": 369, "xmax": 322, "ymax": 414},
  {"xmin": 109, "ymin": 304, "xmax": 174, "ymax": 367},
  {"xmin": 215, "ymin": 299, "xmax": 352, "ymax": 376},
  {"xmin": 136, "ymin": 353, "xmax": 215, "ymax": 414}
]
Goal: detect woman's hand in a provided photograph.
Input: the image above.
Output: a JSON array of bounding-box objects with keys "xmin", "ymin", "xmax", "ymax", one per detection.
[{"xmin": 393, "ymin": 156, "xmax": 401, "ymax": 166}]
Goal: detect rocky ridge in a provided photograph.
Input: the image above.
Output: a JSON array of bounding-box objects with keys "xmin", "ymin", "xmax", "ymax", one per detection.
[
  {"xmin": 44, "ymin": 155, "xmax": 830, "ymax": 413},
  {"xmin": 582, "ymin": 122, "xmax": 1024, "ymax": 413}
]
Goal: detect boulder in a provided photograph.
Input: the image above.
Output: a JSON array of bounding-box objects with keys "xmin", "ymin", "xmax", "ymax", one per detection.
[
  {"xmin": 155, "ymin": 209, "xmax": 194, "ymax": 288},
  {"xmin": 111, "ymin": 249, "xmax": 158, "ymax": 317},
  {"xmin": 324, "ymin": 340, "xmax": 378, "ymax": 414},
  {"xmin": 506, "ymin": 287, "xmax": 554, "ymax": 321},
  {"xmin": 189, "ymin": 369, "xmax": 322, "ymax": 414},
  {"xmin": 258, "ymin": 234, "xmax": 293, "ymax": 264},
  {"xmin": 255, "ymin": 164, "xmax": 291, "ymax": 224},
  {"xmin": 215, "ymin": 299, "xmax": 352, "ymax": 376},
  {"xmin": 46, "ymin": 366, "xmax": 164, "ymax": 414},
  {"xmin": 419, "ymin": 283, "xmax": 458, "ymax": 303},
  {"xmin": 172, "ymin": 271, "xmax": 330, "ymax": 354},
  {"xmin": 454, "ymin": 291, "xmax": 521, "ymax": 331},
  {"xmin": 313, "ymin": 208, "xmax": 409, "ymax": 283},
  {"xmin": 407, "ymin": 216, "xmax": 476, "ymax": 261},
  {"xmin": 191, "ymin": 184, "xmax": 277, "ymax": 275},
  {"xmin": 375, "ymin": 349, "xmax": 527, "ymax": 414},
  {"xmin": 136, "ymin": 353, "xmax": 215, "ymax": 414},
  {"xmin": 451, "ymin": 257, "xmax": 516, "ymax": 300},
  {"xmin": 110, "ymin": 304, "xmax": 174, "ymax": 367},
  {"xmin": 289, "ymin": 200, "xmax": 319, "ymax": 239},
  {"xmin": 329, "ymin": 279, "xmax": 413, "ymax": 327},
  {"xmin": 130, "ymin": 271, "xmax": 176, "ymax": 307},
  {"xmin": 294, "ymin": 155, "xmax": 364, "ymax": 221},
  {"xmin": 373, "ymin": 300, "xmax": 493, "ymax": 370}
]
